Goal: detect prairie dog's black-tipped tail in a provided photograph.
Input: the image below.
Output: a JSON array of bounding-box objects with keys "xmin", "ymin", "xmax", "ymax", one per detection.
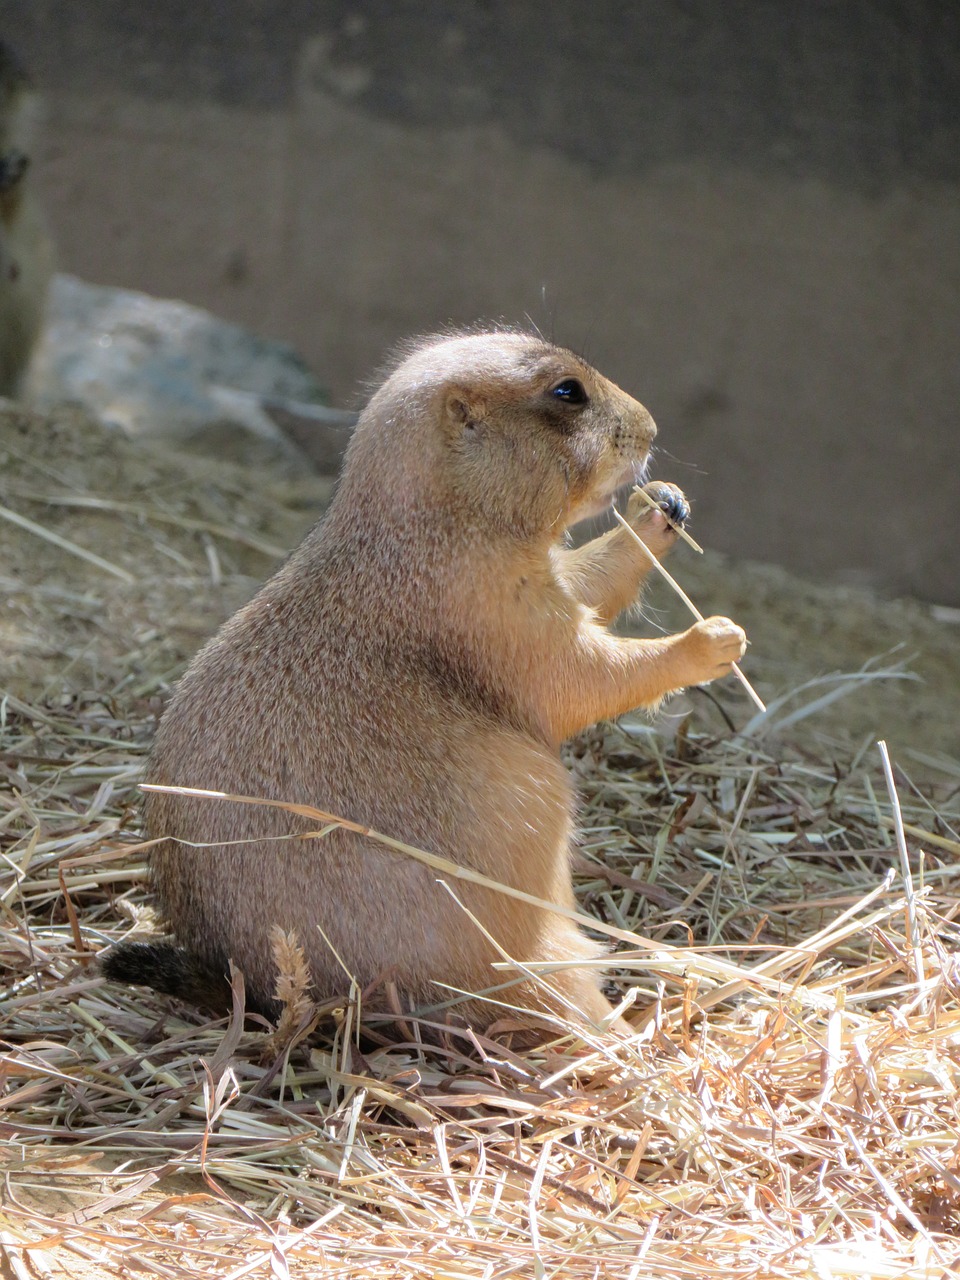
[{"xmin": 100, "ymin": 942, "xmax": 231, "ymax": 1010}]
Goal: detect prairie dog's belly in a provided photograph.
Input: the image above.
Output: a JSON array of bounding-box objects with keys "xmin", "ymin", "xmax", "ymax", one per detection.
[{"xmin": 149, "ymin": 708, "xmax": 575, "ymax": 1004}]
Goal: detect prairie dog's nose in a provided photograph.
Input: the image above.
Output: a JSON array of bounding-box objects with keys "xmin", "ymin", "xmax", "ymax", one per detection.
[{"xmin": 633, "ymin": 401, "xmax": 657, "ymax": 450}]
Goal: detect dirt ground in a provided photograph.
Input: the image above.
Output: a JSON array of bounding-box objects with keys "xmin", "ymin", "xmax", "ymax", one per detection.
[{"xmin": 0, "ymin": 402, "xmax": 332, "ymax": 697}]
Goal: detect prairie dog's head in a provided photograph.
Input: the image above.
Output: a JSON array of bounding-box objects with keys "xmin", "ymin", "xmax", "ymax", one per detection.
[{"xmin": 340, "ymin": 330, "xmax": 657, "ymax": 539}]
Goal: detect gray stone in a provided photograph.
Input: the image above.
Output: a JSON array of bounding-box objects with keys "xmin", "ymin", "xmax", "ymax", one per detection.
[{"xmin": 24, "ymin": 274, "xmax": 341, "ymax": 473}]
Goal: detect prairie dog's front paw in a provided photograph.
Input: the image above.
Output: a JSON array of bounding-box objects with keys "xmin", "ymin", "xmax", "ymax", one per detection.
[
  {"xmin": 625, "ymin": 481, "xmax": 690, "ymax": 556},
  {"xmin": 678, "ymin": 616, "xmax": 747, "ymax": 685},
  {"xmin": 633, "ymin": 480, "xmax": 690, "ymax": 526}
]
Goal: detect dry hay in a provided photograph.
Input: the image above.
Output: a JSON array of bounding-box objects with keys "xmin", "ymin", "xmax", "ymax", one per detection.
[
  {"xmin": 3, "ymin": 396, "xmax": 960, "ymax": 1276},
  {"xmin": 2, "ymin": 682, "xmax": 960, "ymax": 1279}
]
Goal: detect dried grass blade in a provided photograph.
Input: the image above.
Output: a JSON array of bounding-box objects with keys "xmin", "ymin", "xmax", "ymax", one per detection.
[
  {"xmin": 0, "ymin": 501, "xmax": 136, "ymax": 583},
  {"xmin": 25, "ymin": 493, "xmax": 287, "ymax": 558},
  {"xmin": 878, "ymin": 740, "xmax": 926, "ymax": 999},
  {"xmin": 611, "ymin": 506, "xmax": 766, "ymax": 712},
  {"xmin": 880, "ymin": 817, "xmax": 960, "ymax": 857}
]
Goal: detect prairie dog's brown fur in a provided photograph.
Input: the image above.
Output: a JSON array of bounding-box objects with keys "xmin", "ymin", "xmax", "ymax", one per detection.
[
  {"xmin": 102, "ymin": 331, "xmax": 746, "ymax": 1035},
  {"xmin": 0, "ymin": 42, "xmax": 52, "ymax": 396}
]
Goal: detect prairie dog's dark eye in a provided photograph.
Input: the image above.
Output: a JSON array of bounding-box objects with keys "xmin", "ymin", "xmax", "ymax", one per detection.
[{"xmin": 550, "ymin": 378, "xmax": 589, "ymax": 406}]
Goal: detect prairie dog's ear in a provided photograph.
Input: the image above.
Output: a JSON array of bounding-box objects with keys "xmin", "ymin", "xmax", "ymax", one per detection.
[{"xmin": 444, "ymin": 386, "xmax": 487, "ymax": 435}]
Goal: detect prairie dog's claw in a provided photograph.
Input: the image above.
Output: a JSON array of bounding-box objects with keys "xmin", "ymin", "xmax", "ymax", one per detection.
[{"xmin": 627, "ymin": 481, "xmax": 690, "ymax": 529}]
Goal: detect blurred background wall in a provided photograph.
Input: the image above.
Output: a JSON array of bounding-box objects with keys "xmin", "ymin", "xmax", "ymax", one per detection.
[{"xmin": 3, "ymin": 0, "xmax": 958, "ymax": 603}]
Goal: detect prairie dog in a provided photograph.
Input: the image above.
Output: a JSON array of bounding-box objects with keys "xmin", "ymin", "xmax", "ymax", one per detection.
[
  {"xmin": 0, "ymin": 42, "xmax": 52, "ymax": 397},
  {"xmin": 102, "ymin": 331, "xmax": 746, "ymax": 1035}
]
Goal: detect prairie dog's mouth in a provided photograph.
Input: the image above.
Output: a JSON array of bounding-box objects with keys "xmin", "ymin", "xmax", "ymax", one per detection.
[
  {"xmin": 613, "ymin": 455, "xmax": 650, "ymax": 494},
  {"xmin": 603, "ymin": 455, "xmax": 650, "ymax": 507},
  {"xmin": 571, "ymin": 455, "xmax": 651, "ymax": 524}
]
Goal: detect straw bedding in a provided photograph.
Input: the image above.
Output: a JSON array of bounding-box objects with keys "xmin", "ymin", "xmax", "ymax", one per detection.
[{"xmin": 2, "ymin": 402, "xmax": 960, "ymax": 1277}]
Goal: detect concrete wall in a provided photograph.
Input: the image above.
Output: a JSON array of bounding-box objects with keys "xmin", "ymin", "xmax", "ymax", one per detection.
[{"xmin": 5, "ymin": 1, "xmax": 959, "ymax": 602}]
